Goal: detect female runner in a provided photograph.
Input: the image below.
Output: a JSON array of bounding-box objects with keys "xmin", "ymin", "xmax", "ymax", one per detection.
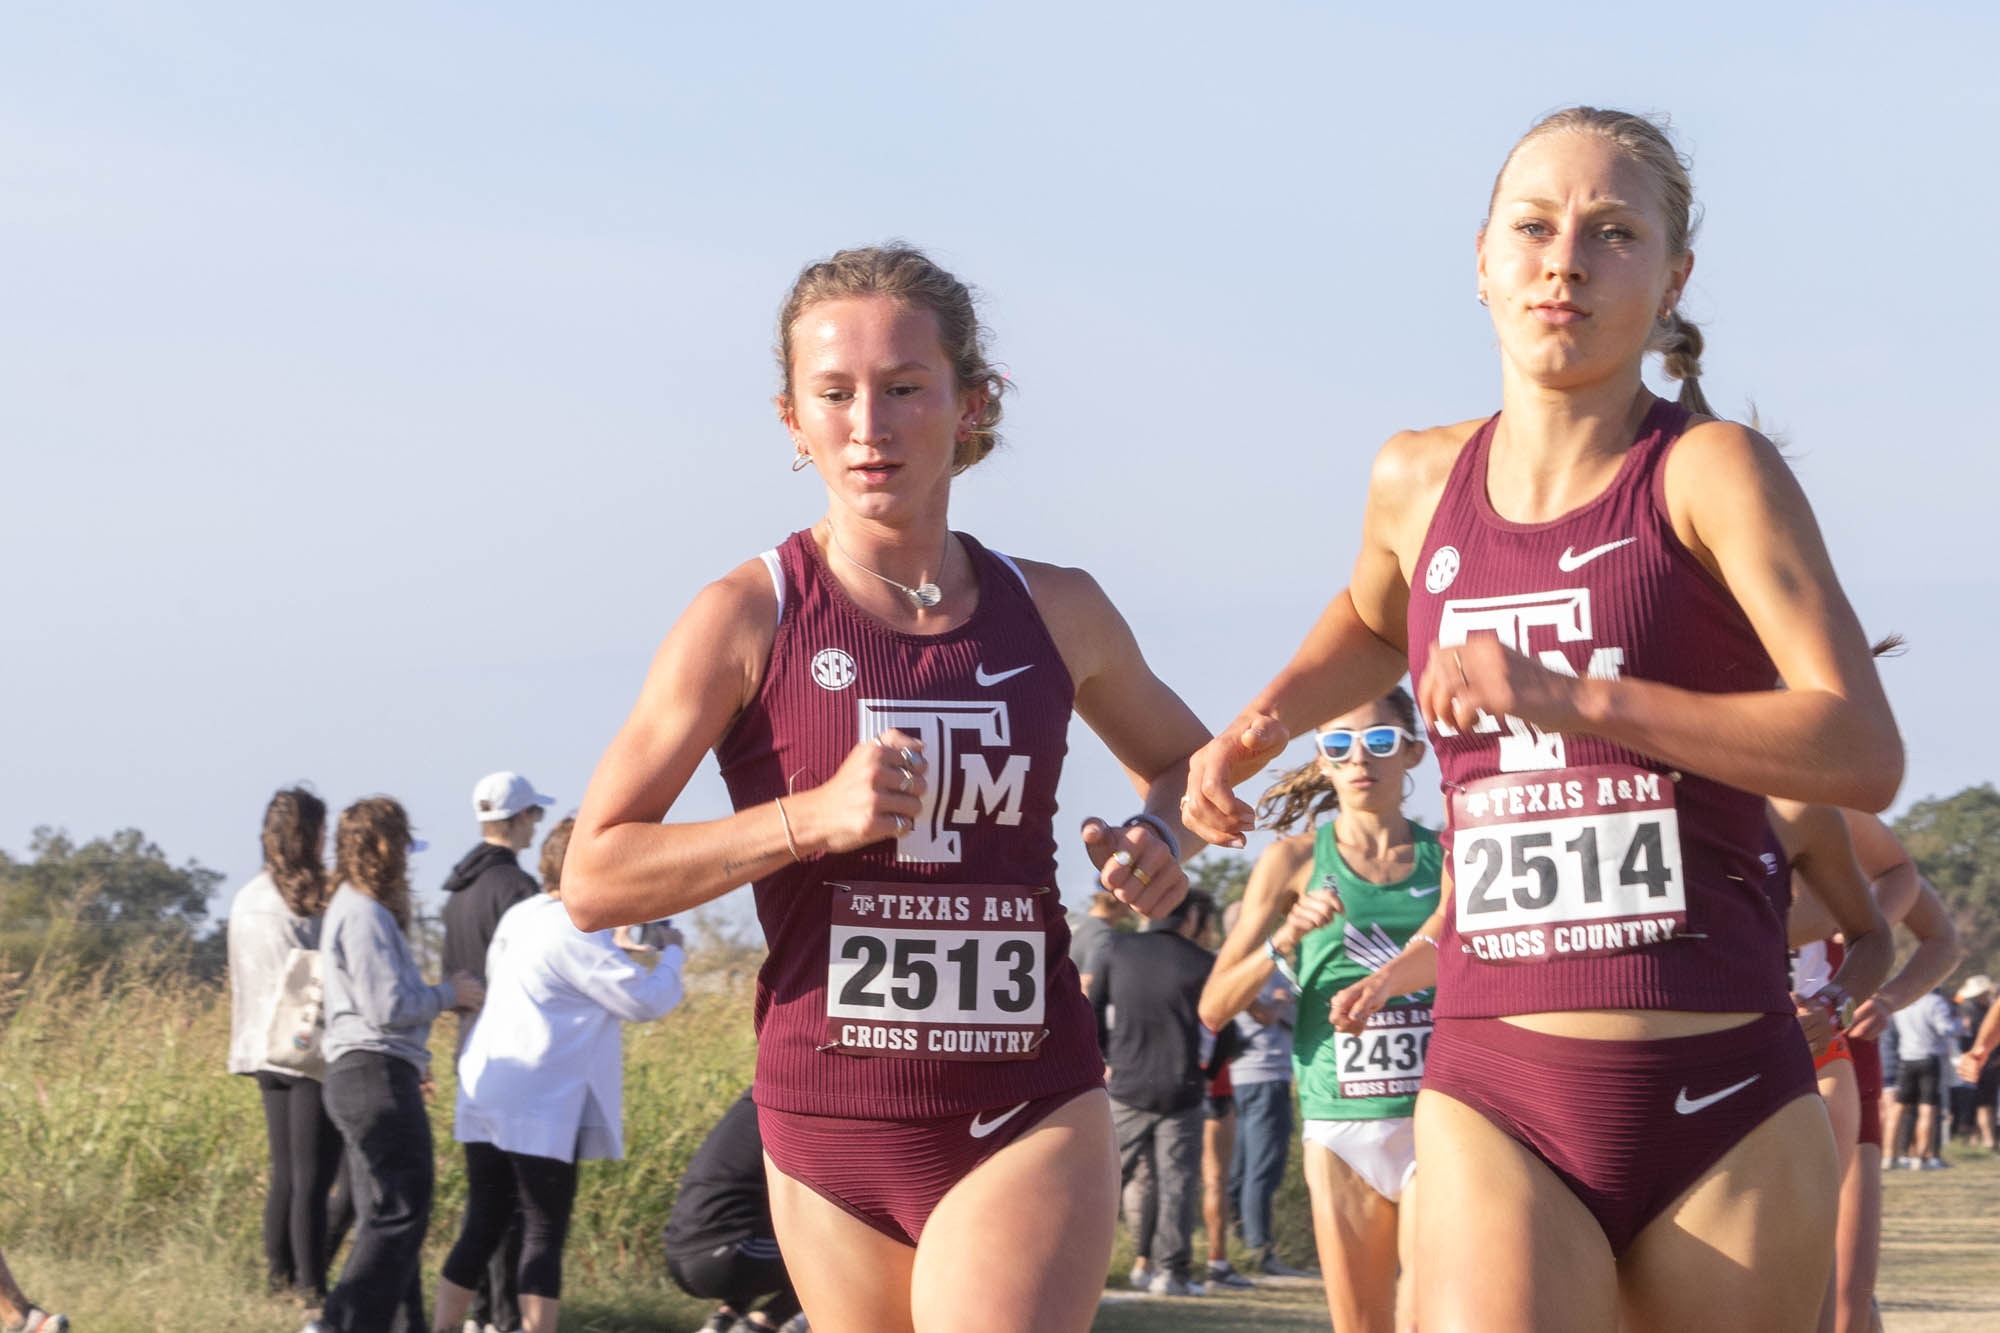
[
  {"xmin": 1200, "ymin": 688, "xmax": 1439, "ymax": 1333},
  {"xmin": 1179, "ymin": 107, "xmax": 1902, "ymax": 1331},
  {"xmin": 1823, "ymin": 811, "xmax": 1960, "ymax": 1333},
  {"xmin": 563, "ymin": 245, "xmax": 1208, "ymax": 1333}
]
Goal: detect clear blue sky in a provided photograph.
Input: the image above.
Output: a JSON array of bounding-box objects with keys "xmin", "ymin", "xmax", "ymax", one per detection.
[{"xmin": 3, "ymin": 3, "xmax": 1993, "ymax": 931}]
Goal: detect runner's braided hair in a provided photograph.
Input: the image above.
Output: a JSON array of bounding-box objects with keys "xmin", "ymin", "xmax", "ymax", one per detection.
[
  {"xmin": 1256, "ymin": 688, "xmax": 1419, "ymax": 834},
  {"xmin": 261, "ymin": 786, "xmax": 329, "ymax": 917}
]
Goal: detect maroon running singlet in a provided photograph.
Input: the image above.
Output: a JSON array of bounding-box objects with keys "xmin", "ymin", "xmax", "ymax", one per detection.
[
  {"xmin": 1404, "ymin": 400, "xmax": 1815, "ymax": 1253},
  {"xmin": 1406, "ymin": 398, "xmax": 1791, "ymax": 1017},
  {"xmin": 717, "ymin": 530, "xmax": 1103, "ymax": 1123}
]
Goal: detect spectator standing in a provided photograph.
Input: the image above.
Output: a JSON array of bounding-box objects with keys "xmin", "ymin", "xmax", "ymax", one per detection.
[
  {"xmin": 311, "ymin": 797, "xmax": 483, "ymax": 1333},
  {"xmin": 227, "ymin": 786, "xmax": 343, "ymax": 1303},
  {"xmin": 1070, "ymin": 889, "xmax": 1130, "ymax": 996},
  {"xmin": 433, "ymin": 817, "xmax": 685, "ymax": 1333},
  {"xmin": 1957, "ymin": 990, "xmax": 2000, "ymax": 1150},
  {"xmin": 440, "ymin": 770, "xmax": 554, "ymax": 1333},
  {"xmin": 1227, "ymin": 971, "xmax": 1298, "ymax": 1277},
  {"xmin": 1888, "ymin": 988, "xmax": 1959, "ymax": 1169},
  {"xmin": 1951, "ymin": 976, "xmax": 1995, "ymax": 1147},
  {"xmin": 666, "ymin": 1089, "xmax": 809, "ymax": 1333},
  {"xmin": 1091, "ymin": 890, "xmax": 1219, "ymax": 1297}
]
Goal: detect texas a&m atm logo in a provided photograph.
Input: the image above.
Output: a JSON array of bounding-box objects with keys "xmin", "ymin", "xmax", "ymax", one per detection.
[
  {"xmin": 1434, "ymin": 588, "xmax": 1626, "ymax": 773},
  {"xmin": 858, "ymin": 699, "xmax": 1032, "ymax": 864}
]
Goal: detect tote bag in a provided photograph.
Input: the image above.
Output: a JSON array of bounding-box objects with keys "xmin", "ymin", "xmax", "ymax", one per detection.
[{"xmin": 264, "ymin": 946, "xmax": 326, "ymax": 1080}]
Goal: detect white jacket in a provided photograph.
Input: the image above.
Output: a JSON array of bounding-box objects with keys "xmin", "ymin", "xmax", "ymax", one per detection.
[
  {"xmin": 455, "ymin": 893, "xmax": 685, "ymax": 1162},
  {"xmin": 226, "ymin": 872, "xmax": 322, "ymax": 1076}
]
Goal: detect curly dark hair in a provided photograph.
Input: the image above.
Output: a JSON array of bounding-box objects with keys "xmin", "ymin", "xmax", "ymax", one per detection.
[
  {"xmin": 538, "ymin": 816, "xmax": 575, "ymax": 895},
  {"xmin": 261, "ymin": 786, "xmax": 329, "ymax": 916},
  {"xmin": 331, "ymin": 796, "xmax": 414, "ymax": 931}
]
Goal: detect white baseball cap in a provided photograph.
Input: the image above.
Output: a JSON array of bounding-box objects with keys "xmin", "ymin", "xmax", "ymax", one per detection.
[{"xmin": 472, "ymin": 771, "xmax": 556, "ymax": 822}]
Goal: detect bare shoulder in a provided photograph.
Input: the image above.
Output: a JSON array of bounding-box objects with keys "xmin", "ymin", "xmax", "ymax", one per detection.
[
  {"xmin": 999, "ymin": 554, "xmax": 1109, "ymax": 616},
  {"xmin": 1255, "ymin": 830, "xmax": 1319, "ymax": 877},
  {"xmin": 1367, "ymin": 418, "xmax": 1486, "ymax": 550},
  {"xmin": 641, "ymin": 554, "xmax": 782, "ymax": 713}
]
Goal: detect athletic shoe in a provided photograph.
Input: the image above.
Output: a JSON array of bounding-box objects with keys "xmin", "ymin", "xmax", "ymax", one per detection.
[
  {"xmin": 19, "ymin": 1313, "xmax": 69, "ymax": 1333},
  {"xmin": 1148, "ymin": 1272, "xmax": 1195, "ymax": 1296},
  {"xmin": 1128, "ymin": 1259, "xmax": 1150, "ymax": 1289},
  {"xmin": 1207, "ymin": 1261, "xmax": 1256, "ymax": 1289},
  {"xmin": 701, "ymin": 1314, "xmax": 739, "ymax": 1333},
  {"xmin": 778, "ymin": 1318, "xmax": 811, "ymax": 1333},
  {"xmin": 1253, "ymin": 1250, "xmax": 1318, "ymax": 1278},
  {"xmin": 1920, "ymin": 1156, "xmax": 1954, "ymax": 1170}
]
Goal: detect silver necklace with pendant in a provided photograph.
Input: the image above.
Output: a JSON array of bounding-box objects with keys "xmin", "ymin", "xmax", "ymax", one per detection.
[{"xmin": 827, "ymin": 524, "xmax": 947, "ymax": 609}]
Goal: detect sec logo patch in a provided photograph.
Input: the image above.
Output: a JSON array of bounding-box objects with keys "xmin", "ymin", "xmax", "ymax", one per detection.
[
  {"xmin": 812, "ymin": 648, "xmax": 856, "ymax": 691},
  {"xmin": 1425, "ymin": 545, "xmax": 1460, "ymax": 594}
]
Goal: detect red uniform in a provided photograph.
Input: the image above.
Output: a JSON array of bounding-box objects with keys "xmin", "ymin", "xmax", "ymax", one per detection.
[
  {"xmin": 1403, "ymin": 400, "xmax": 1816, "ymax": 1253},
  {"xmin": 715, "ymin": 530, "xmax": 1104, "ymax": 1241}
]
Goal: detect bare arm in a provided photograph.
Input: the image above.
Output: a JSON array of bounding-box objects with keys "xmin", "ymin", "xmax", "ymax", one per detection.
[
  {"xmin": 563, "ymin": 563, "xmax": 928, "ymax": 931},
  {"xmin": 1024, "ymin": 559, "xmax": 1213, "ymax": 918},
  {"xmin": 1184, "ymin": 428, "xmax": 1457, "ymax": 845},
  {"xmin": 1197, "ymin": 836, "xmax": 1313, "ymax": 1031},
  {"xmin": 1329, "ymin": 893, "xmax": 1449, "ymax": 1034},
  {"xmin": 1842, "ymin": 809, "xmax": 1921, "ymax": 927},
  {"xmin": 1418, "ymin": 424, "xmax": 1901, "ymax": 811},
  {"xmin": 1770, "ymin": 800, "xmax": 1892, "ymax": 1056},
  {"xmin": 1850, "ymin": 880, "xmax": 1964, "ymax": 1041}
]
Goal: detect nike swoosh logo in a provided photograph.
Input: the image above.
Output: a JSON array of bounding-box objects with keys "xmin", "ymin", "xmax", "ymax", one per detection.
[
  {"xmin": 1674, "ymin": 1074, "xmax": 1759, "ymax": 1115},
  {"xmin": 1557, "ymin": 537, "xmax": 1637, "ymax": 572},
  {"xmin": 969, "ymin": 1100, "xmax": 1031, "ymax": 1139},
  {"xmin": 1409, "ymin": 884, "xmax": 1440, "ymax": 898},
  {"xmin": 974, "ymin": 663, "xmax": 1033, "ymax": 687}
]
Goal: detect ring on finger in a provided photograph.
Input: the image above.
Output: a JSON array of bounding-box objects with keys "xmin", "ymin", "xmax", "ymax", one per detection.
[
  {"xmin": 1112, "ymin": 849, "xmax": 1135, "ymax": 870},
  {"xmin": 898, "ymin": 746, "xmax": 920, "ymax": 768},
  {"xmin": 1131, "ymin": 864, "xmax": 1153, "ymax": 888},
  {"xmin": 898, "ymin": 766, "xmax": 915, "ymax": 792},
  {"xmin": 894, "ymin": 814, "xmax": 911, "ymax": 832},
  {"xmin": 1454, "ymin": 650, "xmax": 1469, "ymax": 687}
]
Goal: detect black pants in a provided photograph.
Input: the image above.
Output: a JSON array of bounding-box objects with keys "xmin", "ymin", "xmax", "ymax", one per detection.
[
  {"xmin": 322, "ymin": 1051, "xmax": 433, "ymax": 1333},
  {"xmin": 667, "ymin": 1236, "xmax": 801, "ymax": 1326},
  {"xmin": 253, "ymin": 1070, "xmax": 344, "ymax": 1300},
  {"xmin": 443, "ymin": 1141, "xmax": 580, "ymax": 1301}
]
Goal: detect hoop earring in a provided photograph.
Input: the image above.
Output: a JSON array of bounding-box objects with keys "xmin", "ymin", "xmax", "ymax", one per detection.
[
  {"xmin": 1403, "ymin": 772, "xmax": 1417, "ymax": 802},
  {"xmin": 790, "ymin": 450, "xmax": 812, "ymax": 473},
  {"xmin": 1477, "ymin": 291, "xmax": 1489, "ymax": 307}
]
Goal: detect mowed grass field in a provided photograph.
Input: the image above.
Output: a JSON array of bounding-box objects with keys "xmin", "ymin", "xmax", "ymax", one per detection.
[{"xmin": 3, "ymin": 959, "xmax": 1995, "ymax": 1331}]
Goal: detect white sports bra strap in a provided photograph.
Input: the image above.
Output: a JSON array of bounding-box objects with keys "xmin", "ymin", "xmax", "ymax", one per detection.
[
  {"xmin": 990, "ymin": 549, "xmax": 1030, "ymax": 594},
  {"xmin": 760, "ymin": 549, "xmax": 786, "ymax": 620}
]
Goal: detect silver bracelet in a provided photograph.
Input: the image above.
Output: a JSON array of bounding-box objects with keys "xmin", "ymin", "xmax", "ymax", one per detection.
[{"xmin": 1121, "ymin": 811, "xmax": 1182, "ymax": 860}]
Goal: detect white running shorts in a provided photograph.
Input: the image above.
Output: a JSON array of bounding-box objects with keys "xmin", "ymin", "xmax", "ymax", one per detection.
[{"xmin": 1302, "ymin": 1116, "xmax": 1417, "ymax": 1202}]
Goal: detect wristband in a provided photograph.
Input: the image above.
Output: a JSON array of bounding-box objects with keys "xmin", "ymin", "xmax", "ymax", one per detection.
[
  {"xmin": 1121, "ymin": 812, "xmax": 1182, "ymax": 861},
  {"xmin": 1264, "ymin": 938, "xmax": 1302, "ymax": 991}
]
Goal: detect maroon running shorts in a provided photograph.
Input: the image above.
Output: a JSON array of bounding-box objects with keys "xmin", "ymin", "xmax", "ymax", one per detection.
[
  {"xmin": 759, "ymin": 1084, "xmax": 1100, "ymax": 1247},
  {"xmin": 1422, "ymin": 1012, "xmax": 1816, "ymax": 1255},
  {"xmin": 1850, "ymin": 1033, "xmax": 1883, "ymax": 1147}
]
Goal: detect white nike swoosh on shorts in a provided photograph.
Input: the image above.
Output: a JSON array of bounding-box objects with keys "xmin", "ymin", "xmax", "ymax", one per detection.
[
  {"xmin": 974, "ymin": 663, "xmax": 1033, "ymax": 686},
  {"xmin": 1409, "ymin": 884, "xmax": 1440, "ymax": 897},
  {"xmin": 969, "ymin": 1100, "xmax": 1032, "ymax": 1138},
  {"xmin": 1557, "ymin": 537, "xmax": 1637, "ymax": 572},
  {"xmin": 1674, "ymin": 1074, "xmax": 1760, "ymax": 1115}
]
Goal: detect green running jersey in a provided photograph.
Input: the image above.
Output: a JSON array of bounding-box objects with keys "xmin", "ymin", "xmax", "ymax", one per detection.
[{"xmin": 1293, "ymin": 821, "xmax": 1442, "ymax": 1121}]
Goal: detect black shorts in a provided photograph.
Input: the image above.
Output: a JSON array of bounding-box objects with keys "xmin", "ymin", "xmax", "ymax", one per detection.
[
  {"xmin": 1895, "ymin": 1055, "xmax": 1942, "ymax": 1106},
  {"xmin": 1204, "ymin": 1093, "xmax": 1235, "ymax": 1121}
]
